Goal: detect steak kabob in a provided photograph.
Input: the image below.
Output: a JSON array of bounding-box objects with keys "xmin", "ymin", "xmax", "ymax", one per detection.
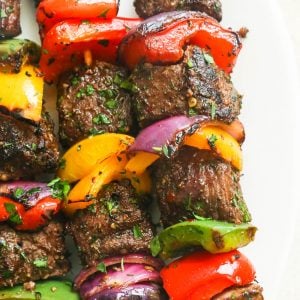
[
  {"xmin": 0, "ymin": 38, "xmax": 73, "ymax": 295},
  {"xmin": 34, "ymin": 0, "xmax": 168, "ymax": 298},
  {"xmin": 116, "ymin": 11, "xmax": 264, "ymax": 299}
]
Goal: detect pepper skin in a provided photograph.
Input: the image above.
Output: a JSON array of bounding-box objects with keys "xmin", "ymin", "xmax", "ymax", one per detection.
[
  {"xmin": 39, "ymin": 18, "xmax": 141, "ymax": 82},
  {"xmin": 119, "ymin": 11, "xmax": 241, "ymax": 73},
  {"xmin": 160, "ymin": 250, "xmax": 256, "ymax": 300},
  {"xmin": 151, "ymin": 219, "xmax": 257, "ymax": 259}
]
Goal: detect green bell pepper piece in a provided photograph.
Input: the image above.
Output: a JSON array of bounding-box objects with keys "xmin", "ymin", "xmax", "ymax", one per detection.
[
  {"xmin": 151, "ymin": 219, "xmax": 257, "ymax": 260},
  {"xmin": 0, "ymin": 280, "xmax": 79, "ymax": 300},
  {"xmin": 0, "ymin": 39, "xmax": 40, "ymax": 73}
]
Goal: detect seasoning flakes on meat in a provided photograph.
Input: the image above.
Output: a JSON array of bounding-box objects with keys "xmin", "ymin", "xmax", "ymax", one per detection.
[
  {"xmin": 152, "ymin": 147, "xmax": 251, "ymax": 226},
  {"xmin": 57, "ymin": 61, "xmax": 134, "ymax": 147},
  {"xmin": 67, "ymin": 181, "xmax": 154, "ymax": 267},
  {"xmin": 131, "ymin": 45, "xmax": 242, "ymax": 128},
  {"xmin": 0, "ymin": 112, "xmax": 59, "ymax": 181},
  {"xmin": 0, "ymin": 221, "xmax": 70, "ymax": 288}
]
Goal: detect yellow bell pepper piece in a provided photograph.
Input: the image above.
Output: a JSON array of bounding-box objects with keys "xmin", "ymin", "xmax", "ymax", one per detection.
[
  {"xmin": 67, "ymin": 154, "xmax": 128, "ymax": 203},
  {"xmin": 57, "ymin": 133, "xmax": 135, "ymax": 183},
  {"xmin": 64, "ymin": 153, "xmax": 152, "ymax": 215},
  {"xmin": 0, "ymin": 65, "xmax": 43, "ymax": 122},
  {"xmin": 185, "ymin": 126, "xmax": 243, "ymax": 170},
  {"xmin": 125, "ymin": 152, "xmax": 159, "ymax": 175}
]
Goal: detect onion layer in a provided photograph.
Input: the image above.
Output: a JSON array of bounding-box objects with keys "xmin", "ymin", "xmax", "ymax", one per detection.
[
  {"xmin": 129, "ymin": 115, "xmax": 209, "ymax": 157},
  {"xmin": 0, "ymin": 181, "xmax": 52, "ymax": 208},
  {"xmin": 75, "ymin": 254, "xmax": 165, "ymax": 300}
]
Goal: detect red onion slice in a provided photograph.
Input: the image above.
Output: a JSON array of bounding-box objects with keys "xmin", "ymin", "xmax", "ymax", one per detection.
[
  {"xmin": 80, "ymin": 264, "xmax": 162, "ymax": 299},
  {"xmin": 0, "ymin": 181, "xmax": 52, "ymax": 208},
  {"xmin": 74, "ymin": 254, "xmax": 164, "ymax": 289},
  {"xmin": 129, "ymin": 115, "xmax": 209, "ymax": 157},
  {"xmin": 87, "ymin": 283, "xmax": 167, "ymax": 300}
]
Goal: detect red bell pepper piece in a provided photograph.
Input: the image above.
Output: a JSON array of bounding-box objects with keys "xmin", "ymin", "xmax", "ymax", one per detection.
[
  {"xmin": 0, "ymin": 196, "xmax": 24, "ymax": 223},
  {"xmin": 16, "ymin": 197, "xmax": 61, "ymax": 231},
  {"xmin": 37, "ymin": 0, "xmax": 119, "ymax": 37},
  {"xmin": 160, "ymin": 250, "xmax": 256, "ymax": 300},
  {"xmin": 39, "ymin": 17, "xmax": 141, "ymax": 82},
  {"xmin": 0, "ymin": 196, "xmax": 61, "ymax": 231},
  {"xmin": 119, "ymin": 11, "xmax": 242, "ymax": 73}
]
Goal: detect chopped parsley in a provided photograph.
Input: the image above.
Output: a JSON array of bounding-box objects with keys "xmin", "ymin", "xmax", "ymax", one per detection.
[
  {"xmin": 133, "ymin": 225, "xmax": 142, "ymax": 239},
  {"xmin": 97, "ymin": 262, "xmax": 107, "ymax": 273},
  {"xmin": 47, "ymin": 178, "xmax": 70, "ymax": 200},
  {"xmin": 203, "ymin": 53, "xmax": 215, "ymax": 64},
  {"xmin": 33, "ymin": 258, "xmax": 48, "ymax": 268},
  {"xmin": 89, "ymin": 128, "xmax": 105, "ymax": 136},
  {"xmin": 105, "ymin": 99, "xmax": 118, "ymax": 109},
  {"xmin": 187, "ymin": 59, "xmax": 194, "ymax": 68},
  {"xmin": 207, "ymin": 134, "xmax": 218, "ymax": 148},
  {"xmin": 211, "ymin": 102, "xmax": 217, "ymax": 119},
  {"xmin": 59, "ymin": 158, "xmax": 66, "ymax": 170},
  {"xmin": 106, "ymin": 198, "xmax": 118, "ymax": 216},
  {"xmin": 4, "ymin": 203, "xmax": 22, "ymax": 225},
  {"xmin": 93, "ymin": 114, "xmax": 111, "ymax": 125}
]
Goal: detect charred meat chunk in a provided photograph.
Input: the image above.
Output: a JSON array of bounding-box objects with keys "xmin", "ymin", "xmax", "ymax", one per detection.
[
  {"xmin": 213, "ymin": 284, "xmax": 264, "ymax": 300},
  {"xmin": 0, "ymin": 112, "xmax": 59, "ymax": 181},
  {"xmin": 152, "ymin": 147, "xmax": 251, "ymax": 226},
  {"xmin": 134, "ymin": 0, "xmax": 222, "ymax": 21},
  {"xmin": 0, "ymin": 221, "xmax": 70, "ymax": 288},
  {"xmin": 0, "ymin": 0, "xmax": 21, "ymax": 39},
  {"xmin": 57, "ymin": 61, "xmax": 133, "ymax": 146},
  {"xmin": 67, "ymin": 181, "xmax": 154, "ymax": 267},
  {"xmin": 131, "ymin": 45, "xmax": 241, "ymax": 128}
]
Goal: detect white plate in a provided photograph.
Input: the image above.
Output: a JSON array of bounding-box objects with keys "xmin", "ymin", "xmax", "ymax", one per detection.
[{"xmin": 20, "ymin": 0, "xmax": 300, "ymax": 299}]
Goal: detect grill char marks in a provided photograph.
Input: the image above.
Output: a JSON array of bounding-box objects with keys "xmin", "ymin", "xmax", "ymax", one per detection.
[
  {"xmin": 57, "ymin": 61, "xmax": 133, "ymax": 147},
  {"xmin": 0, "ymin": 221, "xmax": 70, "ymax": 288},
  {"xmin": 152, "ymin": 147, "xmax": 251, "ymax": 226},
  {"xmin": 67, "ymin": 181, "xmax": 154, "ymax": 267},
  {"xmin": 134, "ymin": 0, "xmax": 222, "ymax": 21},
  {"xmin": 0, "ymin": 112, "xmax": 59, "ymax": 181},
  {"xmin": 131, "ymin": 45, "xmax": 241, "ymax": 128}
]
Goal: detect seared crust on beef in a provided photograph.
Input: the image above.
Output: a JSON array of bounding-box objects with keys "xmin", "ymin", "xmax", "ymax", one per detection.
[
  {"xmin": 152, "ymin": 147, "xmax": 251, "ymax": 226},
  {"xmin": 0, "ymin": 112, "xmax": 59, "ymax": 181},
  {"xmin": 0, "ymin": 221, "xmax": 70, "ymax": 288},
  {"xmin": 134, "ymin": 0, "xmax": 222, "ymax": 21},
  {"xmin": 131, "ymin": 46, "xmax": 241, "ymax": 128},
  {"xmin": 67, "ymin": 181, "xmax": 154, "ymax": 267},
  {"xmin": 213, "ymin": 284, "xmax": 264, "ymax": 300},
  {"xmin": 57, "ymin": 61, "xmax": 133, "ymax": 147}
]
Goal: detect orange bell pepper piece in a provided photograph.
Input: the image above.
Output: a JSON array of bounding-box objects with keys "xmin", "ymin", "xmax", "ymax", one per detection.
[
  {"xmin": 185, "ymin": 126, "xmax": 243, "ymax": 170},
  {"xmin": 125, "ymin": 152, "xmax": 160, "ymax": 176},
  {"xmin": 58, "ymin": 133, "xmax": 134, "ymax": 183},
  {"xmin": 64, "ymin": 154, "xmax": 152, "ymax": 215}
]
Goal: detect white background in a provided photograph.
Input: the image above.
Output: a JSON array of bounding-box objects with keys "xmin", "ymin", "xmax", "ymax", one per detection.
[{"xmin": 276, "ymin": 1, "xmax": 300, "ymax": 298}]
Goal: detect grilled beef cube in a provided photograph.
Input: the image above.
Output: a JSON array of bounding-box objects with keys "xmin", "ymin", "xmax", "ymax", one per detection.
[
  {"xmin": 67, "ymin": 181, "xmax": 154, "ymax": 267},
  {"xmin": 57, "ymin": 61, "xmax": 133, "ymax": 147},
  {"xmin": 0, "ymin": 221, "xmax": 70, "ymax": 288},
  {"xmin": 213, "ymin": 284, "xmax": 264, "ymax": 300},
  {"xmin": 134, "ymin": 0, "xmax": 222, "ymax": 21},
  {"xmin": 152, "ymin": 147, "xmax": 251, "ymax": 226},
  {"xmin": 0, "ymin": 0, "xmax": 21, "ymax": 39},
  {"xmin": 131, "ymin": 45, "xmax": 241, "ymax": 128},
  {"xmin": 0, "ymin": 112, "xmax": 59, "ymax": 181}
]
